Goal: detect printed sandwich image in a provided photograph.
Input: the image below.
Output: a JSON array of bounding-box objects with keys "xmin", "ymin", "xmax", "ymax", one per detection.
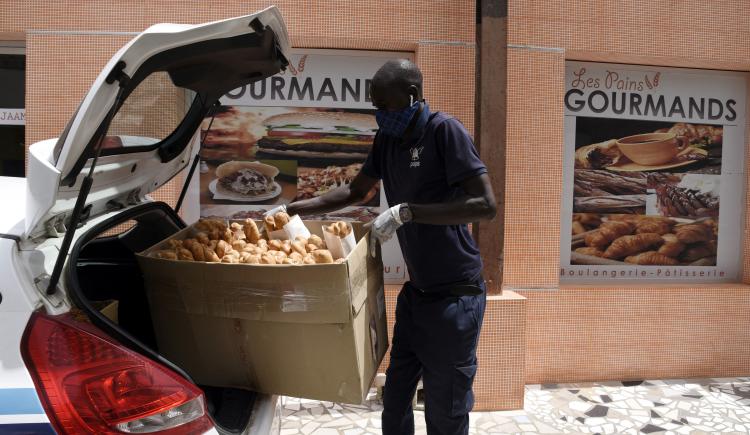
[
  {"xmin": 570, "ymin": 213, "xmax": 718, "ymax": 266},
  {"xmin": 255, "ymin": 111, "xmax": 378, "ymax": 167}
]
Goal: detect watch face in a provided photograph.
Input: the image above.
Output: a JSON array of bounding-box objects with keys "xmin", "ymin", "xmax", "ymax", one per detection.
[{"xmin": 399, "ymin": 206, "xmax": 412, "ymax": 223}]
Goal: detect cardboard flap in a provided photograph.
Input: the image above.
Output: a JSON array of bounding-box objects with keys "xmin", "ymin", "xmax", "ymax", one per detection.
[{"xmin": 346, "ymin": 230, "xmax": 382, "ymax": 315}]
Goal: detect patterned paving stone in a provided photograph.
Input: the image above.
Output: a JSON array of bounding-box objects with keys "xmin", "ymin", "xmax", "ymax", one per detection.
[{"xmin": 280, "ymin": 378, "xmax": 750, "ymax": 434}]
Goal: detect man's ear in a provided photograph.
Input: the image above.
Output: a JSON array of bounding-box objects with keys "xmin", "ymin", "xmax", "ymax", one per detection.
[{"xmin": 407, "ymin": 84, "xmax": 420, "ymax": 101}]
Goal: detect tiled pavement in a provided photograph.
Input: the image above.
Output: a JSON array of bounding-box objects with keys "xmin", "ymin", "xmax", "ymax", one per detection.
[{"xmin": 280, "ymin": 377, "xmax": 750, "ymax": 434}]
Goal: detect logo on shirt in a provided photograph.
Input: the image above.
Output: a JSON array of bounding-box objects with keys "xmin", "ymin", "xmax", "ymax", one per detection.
[{"xmin": 409, "ymin": 146, "xmax": 424, "ymax": 168}]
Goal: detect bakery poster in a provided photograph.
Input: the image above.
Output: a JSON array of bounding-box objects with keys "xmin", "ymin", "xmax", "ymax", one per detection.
[
  {"xmin": 196, "ymin": 49, "xmax": 412, "ymax": 283},
  {"xmin": 560, "ymin": 61, "xmax": 747, "ymax": 283}
]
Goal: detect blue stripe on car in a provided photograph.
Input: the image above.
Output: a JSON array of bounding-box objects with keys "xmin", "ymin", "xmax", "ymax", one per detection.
[
  {"xmin": 0, "ymin": 389, "xmax": 44, "ymax": 415},
  {"xmin": 0, "ymin": 423, "xmax": 55, "ymax": 434}
]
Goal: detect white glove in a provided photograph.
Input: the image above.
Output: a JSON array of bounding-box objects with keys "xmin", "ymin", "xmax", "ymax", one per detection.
[{"xmin": 369, "ymin": 204, "xmax": 404, "ymax": 257}]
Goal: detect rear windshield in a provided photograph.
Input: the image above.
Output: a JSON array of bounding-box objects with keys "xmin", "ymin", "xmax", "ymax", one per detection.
[
  {"xmin": 53, "ymin": 71, "xmax": 194, "ymax": 162},
  {"xmin": 105, "ymin": 71, "xmax": 193, "ymax": 150}
]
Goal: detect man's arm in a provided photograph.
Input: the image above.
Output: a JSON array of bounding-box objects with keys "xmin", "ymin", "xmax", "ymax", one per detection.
[
  {"xmin": 409, "ymin": 173, "xmax": 496, "ymax": 225},
  {"xmin": 287, "ymin": 171, "xmax": 379, "ymax": 216}
]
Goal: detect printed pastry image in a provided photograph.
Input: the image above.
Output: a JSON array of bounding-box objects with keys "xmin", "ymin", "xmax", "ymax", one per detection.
[
  {"xmin": 209, "ymin": 161, "xmax": 282, "ymax": 202},
  {"xmin": 571, "ymin": 214, "xmax": 718, "ymax": 266},
  {"xmin": 647, "ymin": 173, "xmax": 719, "ymax": 218},
  {"xmin": 574, "ymin": 122, "xmax": 718, "ymax": 171},
  {"xmin": 148, "ymin": 216, "xmax": 353, "ymax": 265},
  {"xmin": 255, "ymin": 112, "xmax": 378, "ymax": 166},
  {"xmin": 297, "ymin": 163, "xmax": 380, "ymax": 205}
]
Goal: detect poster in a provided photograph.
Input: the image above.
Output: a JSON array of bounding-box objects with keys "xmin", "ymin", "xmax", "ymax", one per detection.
[
  {"xmin": 560, "ymin": 62, "xmax": 747, "ymax": 282},
  {"xmin": 196, "ymin": 49, "xmax": 411, "ymax": 283}
]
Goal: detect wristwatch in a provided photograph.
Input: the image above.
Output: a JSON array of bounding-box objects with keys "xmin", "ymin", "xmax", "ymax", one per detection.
[{"xmin": 398, "ymin": 203, "xmax": 413, "ymax": 224}]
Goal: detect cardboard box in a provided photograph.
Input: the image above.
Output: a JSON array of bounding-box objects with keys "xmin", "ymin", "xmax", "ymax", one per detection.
[{"xmin": 136, "ymin": 221, "xmax": 388, "ymax": 404}]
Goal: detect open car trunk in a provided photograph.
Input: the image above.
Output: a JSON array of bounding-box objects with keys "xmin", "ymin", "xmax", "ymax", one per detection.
[{"xmin": 65, "ymin": 201, "xmax": 260, "ymax": 434}]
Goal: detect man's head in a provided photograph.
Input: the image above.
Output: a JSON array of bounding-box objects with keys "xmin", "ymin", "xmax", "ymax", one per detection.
[{"xmin": 370, "ymin": 59, "xmax": 423, "ymax": 111}]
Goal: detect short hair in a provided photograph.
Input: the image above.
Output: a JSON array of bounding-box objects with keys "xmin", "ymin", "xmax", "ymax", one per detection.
[{"xmin": 372, "ymin": 59, "xmax": 423, "ymax": 94}]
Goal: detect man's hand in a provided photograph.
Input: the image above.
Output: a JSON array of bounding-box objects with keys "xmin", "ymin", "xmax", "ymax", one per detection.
[{"xmin": 368, "ymin": 204, "xmax": 403, "ymax": 257}]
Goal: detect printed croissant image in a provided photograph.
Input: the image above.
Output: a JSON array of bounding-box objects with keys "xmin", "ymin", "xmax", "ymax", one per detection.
[
  {"xmin": 625, "ymin": 251, "xmax": 679, "ymax": 265},
  {"xmin": 603, "ymin": 233, "xmax": 664, "ymax": 259},
  {"xmin": 585, "ymin": 220, "xmax": 634, "ymax": 248}
]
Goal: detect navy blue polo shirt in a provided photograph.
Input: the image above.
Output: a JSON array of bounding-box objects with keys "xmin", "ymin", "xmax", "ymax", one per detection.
[{"xmin": 361, "ymin": 102, "xmax": 487, "ymax": 290}]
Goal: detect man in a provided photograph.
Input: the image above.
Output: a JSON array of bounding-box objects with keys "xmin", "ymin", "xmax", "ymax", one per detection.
[{"xmin": 287, "ymin": 59, "xmax": 496, "ymax": 435}]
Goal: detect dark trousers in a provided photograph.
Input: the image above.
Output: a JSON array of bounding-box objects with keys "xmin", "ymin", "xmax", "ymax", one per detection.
[{"xmin": 382, "ymin": 281, "xmax": 486, "ymax": 435}]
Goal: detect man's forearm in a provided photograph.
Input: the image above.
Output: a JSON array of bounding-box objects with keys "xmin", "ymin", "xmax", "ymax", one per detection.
[
  {"xmin": 409, "ymin": 195, "xmax": 496, "ymax": 225},
  {"xmin": 287, "ymin": 186, "xmax": 361, "ymax": 216}
]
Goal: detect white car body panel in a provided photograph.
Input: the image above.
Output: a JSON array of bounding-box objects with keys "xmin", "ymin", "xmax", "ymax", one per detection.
[{"xmin": 1, "ymin": 6, "xmax": 289, "ymax": 434}]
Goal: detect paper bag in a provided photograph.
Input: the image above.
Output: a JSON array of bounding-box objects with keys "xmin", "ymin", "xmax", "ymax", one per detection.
[{"xmin": 323, "ymin": 223, "xmax": 357, "ymax": 260}]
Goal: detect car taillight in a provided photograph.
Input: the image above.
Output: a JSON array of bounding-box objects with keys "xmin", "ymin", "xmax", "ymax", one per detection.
[{"xmin": 21, "ymin": 312, "xmax": 214, "ymax": 435}]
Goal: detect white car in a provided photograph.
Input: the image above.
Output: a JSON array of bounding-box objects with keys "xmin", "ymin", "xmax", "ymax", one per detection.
[{"xmin": 0, "ymin": 7, "xmax": 290, "ymax": 435}]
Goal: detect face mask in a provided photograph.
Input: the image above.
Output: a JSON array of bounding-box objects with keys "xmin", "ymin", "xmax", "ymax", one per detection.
[{"xmin": 375, "ymin": 97, "xmax": 420, "ymax": 138}]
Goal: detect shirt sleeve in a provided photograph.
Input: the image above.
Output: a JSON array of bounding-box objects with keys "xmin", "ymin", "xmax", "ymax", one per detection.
[
  {"xmin": 437, "ymin": 118, "xmax": 487, "ymax": 186},
  {"xmin": 360, "ymin": 133, "xmax": 382, "ymax": 180}
]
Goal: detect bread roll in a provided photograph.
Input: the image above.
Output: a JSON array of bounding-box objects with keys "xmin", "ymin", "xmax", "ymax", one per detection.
[
  {"xmin": 152, "ymin": 250, "xmax": 177, "ymax": 260},
  {"xmin": 196, "ymin": 232, "xmax": 210, "ymax": 245},
  {"xmin": 243, "ymin": 219, "xmax": 261, "ymax": 243},
  {"xmin": 281, "ymin": 240, "xmax": 292, "ymax": 255},
  {"xmin": 257, "ymin": 239, "xmax": 268, "ymax": 252},
  {"xmin": 216, "ymin": 240, "xmax": 232, "ymax": 258},
  {"xmin": 308, "ymin": 234, "xmax": 325, "ymax": 249},
  {"xmin": 176, "ymin": 248, "xmax": 194, "ymax": 261},
  {"xmin": 203, "ymin": 246, "xmax": 220, "ymax": 262},
  {"xmin": 274, "ymin": 212, "xmax": 290, "ymax": 229},
  {"xmin": 221, "ymin": 254, "xmax": 239, "ymax": 263},
  {"xmin": 292, "ymin": 241, "xmax": 307, "ymax": 255},
  {"xmin": 264, "ymin": 215, "xmax": 276, "ymax": 233},
  {"xmin": 312, "ymin": 249, "xmax": 334, "ymax": 264}
]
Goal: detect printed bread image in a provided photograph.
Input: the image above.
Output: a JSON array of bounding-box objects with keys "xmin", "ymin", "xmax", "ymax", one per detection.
[{"xmin": 571, "ymin": 213, "xmax": 718, "ymax": 266}]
